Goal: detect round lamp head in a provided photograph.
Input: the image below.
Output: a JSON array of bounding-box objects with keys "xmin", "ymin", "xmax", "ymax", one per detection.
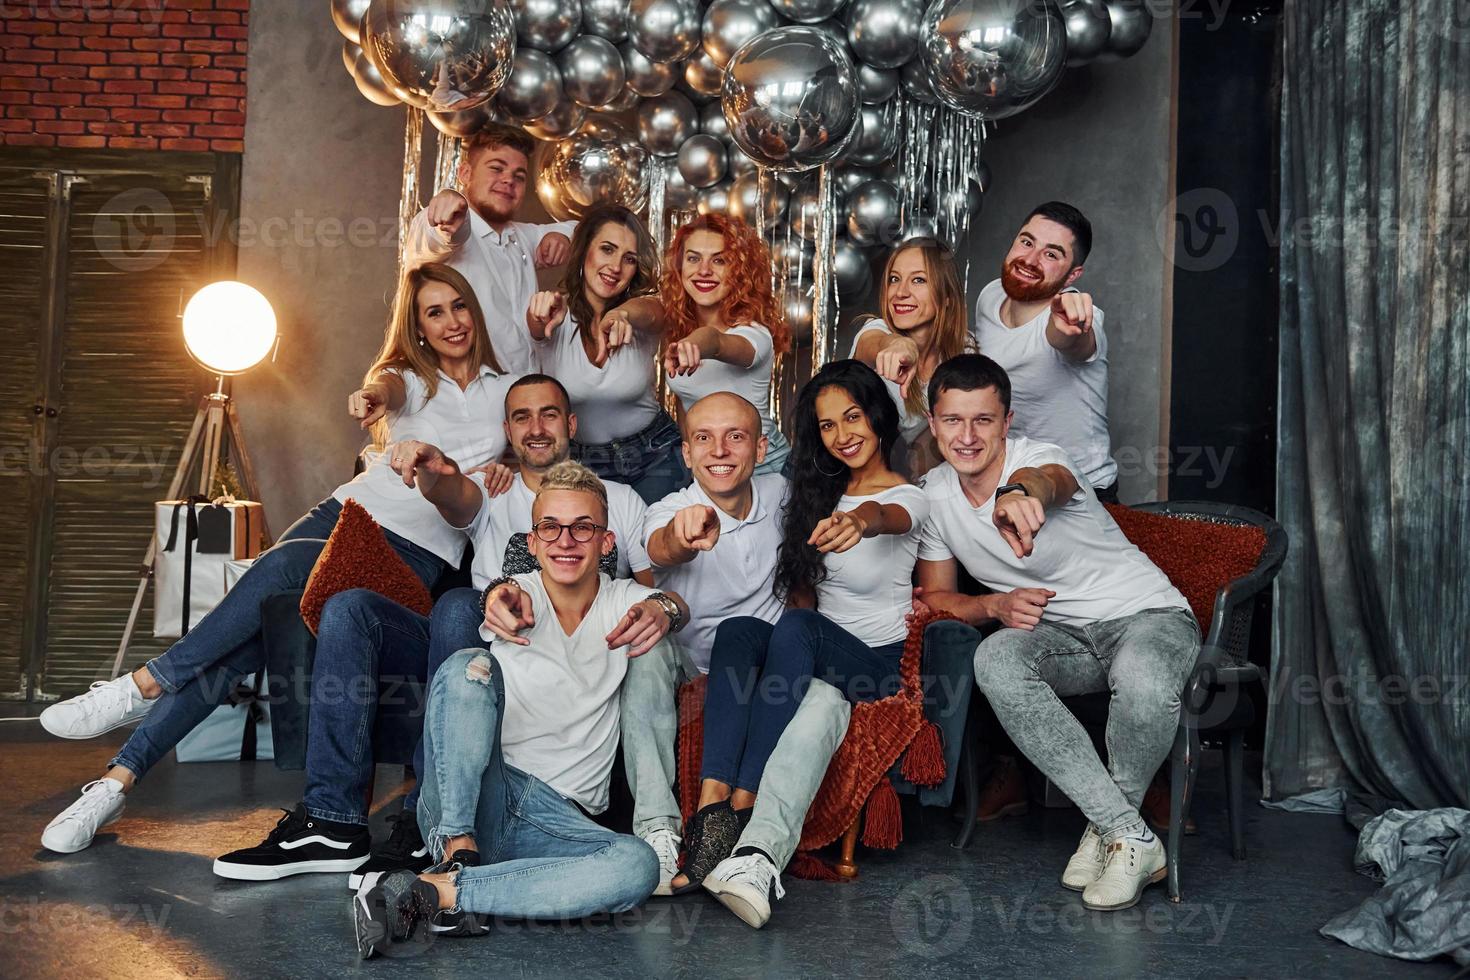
[{"xmin": 182, "ymin": 281, "xmax": 277, "ymax": 375}]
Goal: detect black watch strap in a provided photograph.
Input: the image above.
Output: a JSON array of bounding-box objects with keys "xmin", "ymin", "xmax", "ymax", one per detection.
[{"xmin": 994, "ymin": 483, "xmax": 1028, "ymax": 501}]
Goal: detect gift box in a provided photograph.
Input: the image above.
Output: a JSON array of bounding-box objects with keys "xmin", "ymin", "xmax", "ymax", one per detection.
[
  {"xmin": 174, "ymin": 671, "xmax": 274, "ymax": 763},
  {"xmin": 152, "ymin": 497, "xmax": 265, "ymax": 639}
]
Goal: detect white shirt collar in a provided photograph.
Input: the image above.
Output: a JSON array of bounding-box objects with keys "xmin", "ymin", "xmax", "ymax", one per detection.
[
  {"xmin": 691, "ymin": 475, "xmax": 769, "ymax": 533},
  {"xmin": 436, "ymin": 362, "xmax": 502, "ymax": 388},
  {"xmin": 469, "ymin": 209, "xmax": 522, "ymax": 247}
]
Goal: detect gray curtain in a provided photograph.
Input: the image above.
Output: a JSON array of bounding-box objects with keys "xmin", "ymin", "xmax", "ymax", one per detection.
[{"xmin": 1268, "ymin": 0, "xmax": 1470, "ymax": 808}]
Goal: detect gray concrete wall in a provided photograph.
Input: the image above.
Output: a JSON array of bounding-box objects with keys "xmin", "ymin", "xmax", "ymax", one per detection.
[{"xmin": 960, "ymin": 19, "xmax": 1177, "ymax": 503}]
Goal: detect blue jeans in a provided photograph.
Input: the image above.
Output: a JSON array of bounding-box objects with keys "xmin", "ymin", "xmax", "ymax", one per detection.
[
  {"xmin": 700, "ymin": 609, "xmax": 904, "ymax": 792},
  {"xmin": 404, "ymin": 587, "xmax": 485, "ymax": 813},
  {"xmin": 110, "ymin": 498, "xmax": 445, "ymax": 780},
  {"xmin": 301, "ymin": 590, "xmax": 432, "ymax": 826},
  {"xmin": 417, "ymin": 650, "xmax": 659, "ymax": 919},
  {"xmin": 572, "ymin": 410, "xmax": 689, "ymax": 505}
]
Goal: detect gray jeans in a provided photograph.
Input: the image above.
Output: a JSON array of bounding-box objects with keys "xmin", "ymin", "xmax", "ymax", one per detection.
[
  {"xmin": 973, "ymin": 607, "xmax": 1201, "ymax": 845},
  {"xmin": 620, "ymin": 640, "xmax": 851, "ymax": 871}
]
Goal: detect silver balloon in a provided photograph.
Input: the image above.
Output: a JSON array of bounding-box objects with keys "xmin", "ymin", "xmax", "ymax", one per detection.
[
  {"xmin": 697, "ymin": 178, "xmax": 735, "ymax": 215},
  {"xmin": 629, "ymin": 0, "xmax": 703, "ymax": 64},
  {"xmin": 347, "ymin": 44, "xmax": 402, "ymax": 106},
  {"xmin": 676, "ymin": 133, "xmax": 728, "ymax": 187},
  {"xmin": 845, "ymin": 178, "xmax": 900, "ymax": 246},
  {"xmin": 683, "ymin": 48, "xmax": 725, "ymax": 97},
  {"xmin": 332, "ymin": 0, "xmax": 373, "ymax": 44},
  {"xmin": 921, "ymin": 0, "xmax": 1067, "ymax": 120},
  {"xmin": 543, "ymin": 133, "xmax": 651, "ymax": 214},
  {"xmin": 582, "ymin": 0, "xmax": 630, "ymax": 41},
  {"xmin": 664, "ymin": 163, "xmax": 700, "ymax": 210},
  {"xmin": 975, "ymin": 159, "xmax": 992, "ymax": 193},
  {"xmin": 770, "ymin": 0, "xmax": 850, "ymax": 24},
  {"xmin": 787, "ymin": 178, "xmax": 827, "ymax": 240},
  {"xmin": 940, "ymin": 178, "xmax": 984, "ymax": 218},
  {"xmin": 834, "ymin": 164, "xmax": 876, "ymax": 194},
  {"xmin": 361, "ymin": 0, "xmax": 517, "ymax": 111},
  {"xmin": 343, "ymin": 39, "xmax": 361, "ymax": 75},
  {"xmin": 803, "ymin": 17, "xmax": 850, "ymax": 46},
  {"xmin": 535, "ymin": 166, "xmax": 578, "ymax": 220},
  {"xmin": 698, "ymin": 99, "xmax": 730, "ymax": 139},
  {"xmin": 774, "ymin": 237, "xmax": 815, "ymax": 280},
  {"xmin": 701, "ymin": 0, "xmax": 779, "ymax": 68},
  {"xmin": 833, "ymin": 239, "xmax": 870, "ymax": 296},
  {"xmin": 721, "ymin": 26, "xmax": 861, "ymax": 172},
  {"xmin": 580, "ymin": 111, "xmax": 634, "ymax": 140},
  {"xmin": 514, "ymin": 0, "xmax": 582, "ymax": 52},
  {"xmin": 727, "ymin": 171, "xmax": 790, "ymax": 226},
  {"xmin": 856, "ymin": 62, "xmax": 898, "ymax": 103},
  {"xmin": 725, "ymin": 142, "xmax": 758, "ymax": 179},
  {"xmin": 784, "ymin": 290, "xmax": 814, "ymax": 344},
  {"xmin": 1099, "ymin": 0, "xmax": 1150, "ymax": 60},
  {"xmin": 601, "ymin": 86, "xmax": 642, "ymax": 111},
  {"xmin": 428, "ymin": 103, "xmax": 493, "ymax": 136},
  {"xmin": 844, "ymin": 0, "xmax": 923, "ymax": 70},
  {"xmin": 557, "ymin": 35, "xmax": 626, "ymax": 108},
  {"xmin": 497, "ymin": 48, "xmax": 563, "ymax": 121},
  {"xmin": 846, "ymin": 103, "xmax": 898, "ymax": 166},
  {"xmin": 620, "ymin": 40, "xmax": 678, "ymax": 96},
  {"xmin": 905, "ymin": 210, "xmax": 940, "ymax": 239},
  {"xmin": 637, "ymin": 91, "xmax": 698, "ymax": 155},
  {"xmin": 1060, "ymin": 0, "xmax": 1110, "ymax": 66},
  {"xmin": 524, "ymin": 98, "xmax": 587, "ymax": 139},
  {"xmin": 898, "ymin": 55, "xmax": 938, "ymax": 104}
]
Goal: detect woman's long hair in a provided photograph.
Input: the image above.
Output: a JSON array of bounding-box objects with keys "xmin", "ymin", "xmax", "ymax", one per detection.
[
  {"xmin": 363, "ymin": 263, "xmax": 502, "ymax": 444},
  {"xmin": 657, "ymin": 212, "xmax": 790, "ymax": 353},
  {"xmin": 773, "ymin": 359, "xmax": 902, "ymax": 603},
  {"xmin": 879, "ymin": 238, "xmax": 970, "ymax": 418},
  {"xmin": 558, "ymin": 204, "xmax": 659, "ymax": 362}
]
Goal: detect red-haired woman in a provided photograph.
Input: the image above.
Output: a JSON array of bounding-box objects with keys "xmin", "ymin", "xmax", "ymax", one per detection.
[{"xmin": 659, "ymin": 213, "xmax": 791, "ymax": 474}]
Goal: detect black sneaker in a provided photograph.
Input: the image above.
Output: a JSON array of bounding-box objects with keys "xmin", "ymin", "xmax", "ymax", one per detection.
[
  {"xmin": 213, "ymin": 805, "xmax": 370, "ymax": 881},
  {"xmin": 353, "ymin": 869, "xmax": 438, "ymax": 960},
  {"xmin": 347, "ymin": 810, "xmax": 432, "ymax": 890},
  {"xmin": 424, "ymin": 850, "xmax": 489, "ymax": 938}
]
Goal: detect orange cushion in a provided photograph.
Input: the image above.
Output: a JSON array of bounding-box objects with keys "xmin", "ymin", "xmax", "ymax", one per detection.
[
  {"xmin": 299, "ymin": 498, "xmax": 434, "ymax": 634},
  {"xmin": 1105, "ymin": 504, "xmax": 1267, "ymax": 631}
]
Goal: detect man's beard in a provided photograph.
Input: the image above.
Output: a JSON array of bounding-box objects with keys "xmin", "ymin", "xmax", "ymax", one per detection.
[
  {"xmin": 468, "ymin": 188, "xmax": 516, "ymax": 224},
  {"xmin": 1000, "ymin": 259, "xmax": 1065, "ymax": 302}
]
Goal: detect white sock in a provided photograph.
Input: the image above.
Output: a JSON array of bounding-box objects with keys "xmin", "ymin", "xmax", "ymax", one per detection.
[
  {"xmin": 99, "ymin": 777, "xmax": 125, "ymax": 795},
  {"xmin": 125, "ymin": 672, "xmax": 155, "ymax": 702}
]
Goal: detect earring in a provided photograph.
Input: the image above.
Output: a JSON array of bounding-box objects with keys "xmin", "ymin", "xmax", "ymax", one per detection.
[
  {"xmin": 417, "ymin": 334, "xmax": 427, "ymax": 347},
  {"xmin": 812, "ymin": 453, "xmax": 844, "ymax": 478}
]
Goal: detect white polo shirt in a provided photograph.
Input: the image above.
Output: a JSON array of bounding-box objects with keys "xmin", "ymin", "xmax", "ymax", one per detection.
[
  {"xmin": 848, "ymin": 318, "xmax": 931, "ymax": 444},
  {"xmin": 917, "ymin": 437, "xmax": 1187, "ymax": 625},
  {"xmin": 815, "ymin": 483, "xmax": 930, "ymax": 647},
  {"xmin": 642, "ymin": 473, "xmax": 788, "ymax": 673},
  {"xmin": 333, "ymin": 365, "xmax": 516, "ymax": 565},
  {"xmin": 972, "ymin": 279, "xmax": 1117, "ymax": 488},
  {"xmin": 404, "ymin": 208, "xmax": 578, "ymax": 375},
  {"xmin": 458, "ymin": 471, "xmax": 651, "ymax": 588},
  {"xmin": 533, "ymin": 313, "xmax": 660, "ymax": 445},
  {"xmin": 484, "ymin": 571, "xmax": 662, "ymax": 813},
  {"xmin": 666, "ymin": 322, "xmax": 787, "ymax": 463}
]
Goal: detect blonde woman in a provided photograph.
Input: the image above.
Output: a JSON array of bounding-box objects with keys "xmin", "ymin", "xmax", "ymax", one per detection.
[
  {"xmin": 38, "ymin": 263, "xmax": 519, "ymax": 856},
  {"xmin": 849, "ymin": 237, "xmax": 971, "ymax": 474}
]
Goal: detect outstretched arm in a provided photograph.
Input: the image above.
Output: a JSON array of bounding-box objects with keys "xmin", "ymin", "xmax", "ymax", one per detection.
[
  {"xmin": 647, "ymin": 504, "xmax": 720, "ymax": 568},
  {"xmin": 389, "ymin": 439, "xmax": 483, "ymax": 528}
]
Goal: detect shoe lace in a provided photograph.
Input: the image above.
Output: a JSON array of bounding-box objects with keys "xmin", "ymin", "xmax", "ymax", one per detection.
[
  {"xmin": 721, "ymin": 853, "xmax": 785, "ymax": 901},
  {"xmin": 383, "ymin": 812, "xmax": 423, "ymax": 859},
  {"xmin": 642, "ymin": 828, "xmax": 681, "ymax": 874},
  {"xmin": 73, "ymin": 680, "xmax": 131, "ymax": 719},
  {"xmin": 262, "ymin": 807, "xmax": 307, "ymax": 846},
  {"xmin": 60, "ymin": 779, "xmax": 117, "ymax": 824}
]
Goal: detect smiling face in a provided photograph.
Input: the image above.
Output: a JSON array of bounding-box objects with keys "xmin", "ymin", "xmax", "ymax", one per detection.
[
  {"xmin": 683, "ymin": 392, "xmax": 766, "ymax": 498},
  {"xmin": 679, "ymin": 229, "xmax": 732, "ymax": 310},
  {"xmin": 458, "ymin": 143, "xmax": 529, "ymax": 225},
  {"xmin": 1000, "ymin": 216, "xmax": 1081, "ymax": 302},
  {"xmin": 884, "ymin": 247, "xmax": 938, "ymax": 333},
  {"xmin": 503, "ymin": 381, "xmax": 575, "ymax": 470},
  {"xmin": 528, "ymin": 488, "xmax": 613, "ymax": 588},
  {"xmin": 415, "ymin": 280, "xmax": 475, "ymax": 362},
  {"xmin": 582, "ymin": 220, "xmax": 640, "ymax": 306},
  {"xmin": 928, "ymin": 384, "xmax": 1012, "ymax": 481},
  {"xmin": 815, "ymin": 385, "xmax": 880, "ymax": 473}
]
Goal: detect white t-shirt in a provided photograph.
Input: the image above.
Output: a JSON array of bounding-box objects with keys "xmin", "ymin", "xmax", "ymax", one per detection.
[
  {"xmin": 481, "ymin": 571, "xmax": 661, "ymax": 813},
  {"xmin": 643, "ymin": 473, "xmax": 788, "ymax": 673},
  {"xmin": 972, "ymin": 279, "xmax": 1117, "ymax": 488},
  {"xmin": 534, "ymin": 313, "xmax": 660, "ymax": 445},
  {"xmin": 403, "ymin": 208, "xmax": 578, "ymax": 375},
  {"xmin": 333, "ymin": 366, "xmax": 517, "ymax": 565},
  {"xmin": 666, "ymin": 322, "xmax": 783, "ymax": 447},
  {"xmin": 815, "ymin": 483, "xmax": 930, "ymax": 647},
  {"xmin": 917, "ymin": 436, "xmax": 1187, "ymax": 626},
  {"xmin": 458, "ymin": 471, "xmax": 651, "ymax": 588},
  {"xmin": 848, "ymin": 319, "xmax": 931, "ymax": 444}
]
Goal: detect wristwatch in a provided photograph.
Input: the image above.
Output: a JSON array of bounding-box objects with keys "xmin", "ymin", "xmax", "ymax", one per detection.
[
  {"xmin": 646, "ymin": 591, "xmax": 686, "ymax": 633},
  {"xmin": 994, "ymin": 483, "xmax": 1028, "ymax": 501},
  {"xmin": 479, "ymin": 576, "xmax": 517, "ymax": 618}
]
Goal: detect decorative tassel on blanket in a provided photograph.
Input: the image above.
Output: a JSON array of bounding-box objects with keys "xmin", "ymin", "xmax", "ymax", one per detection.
[
  {"xmin": 901, "ymin": 719, "xmax": 946, "ymax": 787},
  {"xmin": 787, "ymin": 851, "xmax": 845, "ymax": 882},
  {"xmin": 861, "ymin": 778, "xmax": 903, "ymax": 849}
]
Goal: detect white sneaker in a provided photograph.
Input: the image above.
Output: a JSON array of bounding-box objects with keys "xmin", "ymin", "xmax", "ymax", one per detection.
[
  {"xmin": 640, "ymin": 827, "xmax": 681, "ymax": 897},
  {"xmin": 40, "ymin": 675, "xmax": 156, "ymax": 740},
  {"xmin": 703, "ymin": 852, "xmax": 785, "ymax": 929},
  {"xmin": 1060, "ymin": 824, "xmax": 1105, "ymax": 891},
  {"xmin": 42, "ymin": 778, "xmax": 127, "ymax": 853},
  {"xmin": 1081, "ymin": 830, "xmax": 1167, "ymax": 911}
]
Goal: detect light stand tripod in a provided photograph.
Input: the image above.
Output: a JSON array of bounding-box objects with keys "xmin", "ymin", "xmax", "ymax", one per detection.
[{"xmin": 110, "ymin": 373, "xmax": 272, "ymax": 678}]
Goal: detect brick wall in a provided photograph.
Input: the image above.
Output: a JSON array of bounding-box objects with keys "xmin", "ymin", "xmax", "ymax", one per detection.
[{"xmin": 0, "ymin": 0, "xmax": 247, "ymax": 152}]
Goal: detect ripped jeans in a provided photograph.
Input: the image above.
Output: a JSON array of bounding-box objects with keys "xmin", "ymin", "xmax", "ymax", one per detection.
[{"xmin": 415, "ymin": 650, "xmax": 659, "ymax": 919}]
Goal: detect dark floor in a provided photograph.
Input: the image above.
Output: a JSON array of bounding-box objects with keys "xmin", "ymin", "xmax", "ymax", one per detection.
[{"xmin": 0, "ymin": 717, "xmax": 1455, "ymax": 980}]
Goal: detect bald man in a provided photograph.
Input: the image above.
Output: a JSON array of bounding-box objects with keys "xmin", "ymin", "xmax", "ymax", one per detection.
[{"xmin": 620, "ymin": 393, "xmax": 852, "ymax": 926}]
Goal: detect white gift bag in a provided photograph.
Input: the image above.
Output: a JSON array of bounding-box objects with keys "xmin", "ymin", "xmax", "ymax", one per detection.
[
  {"xmin": 153, "ymin": 497, "xmax": 264, "ymax": 639},
  {"xmin": 175, "ymin": 671, "xmax": 274, "ymax": 763}
]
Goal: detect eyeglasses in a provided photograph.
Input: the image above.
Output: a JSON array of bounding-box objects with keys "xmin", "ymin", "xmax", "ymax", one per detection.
[{"xmin": 531, "ymin": 519, "xmax": 606, "ymax": 543}]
